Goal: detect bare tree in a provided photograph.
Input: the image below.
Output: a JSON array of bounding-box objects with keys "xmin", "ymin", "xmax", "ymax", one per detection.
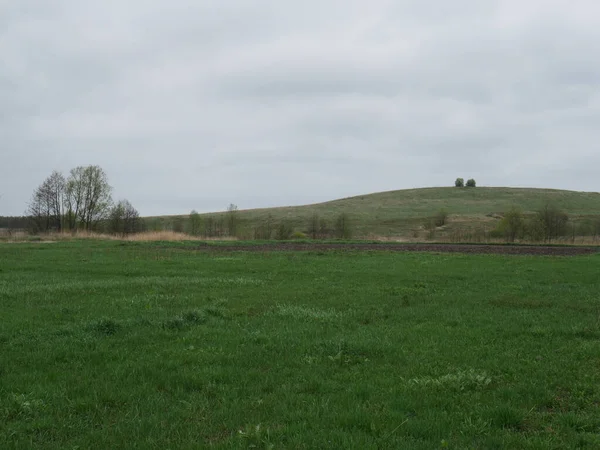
[
  {"xmin": 535, "ymin": 203, "xmax": 569, "ymax": 242},
  {"xmin": 65, "ymin": 166, "xmax": 112, "ymax": 230},
  {"xmin": 334, "ymin": 213, "xmax": 353, "ymax": 239},
  {"xmin": 226, "ymin": 203, "xmax": 239, "ymax": 237},
  {"xmin": 26, "ymin": 170, "xmax": 66, "ymax": 233}
]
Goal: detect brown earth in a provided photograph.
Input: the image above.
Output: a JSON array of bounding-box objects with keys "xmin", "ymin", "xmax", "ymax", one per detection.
[{"xmin": 178, "ymin": 243, "xmax": 599, "ymax": 256}]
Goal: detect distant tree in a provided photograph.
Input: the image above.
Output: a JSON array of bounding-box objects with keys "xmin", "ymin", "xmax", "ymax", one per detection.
[
  {"xmin": 26, "ymin": 170, "xmax": 66, "ymax": 233},
  {"xmin": 466, "ymin": 179, "xmax": 476, "ymax": 188},
  {"xmin": 455, "ymin": 178, "xmax": 465, "ymax": 188},
  {"xmin": 226, "ymin": 204, "xmax": 239, "ymax": 237},
  {"xmin": 65, "ymin": 165, "xmax": 112, "ymax": 231},
  {"xmin": 204, "ymin": 216, "xmax": 216, "ymax": 237},
  {"xmin": 275, "ymin": 221, "xmax": 294, "ymax": 240},
  {"xmin": 496, "ymin": 207, "xmax": 524, "ymax": 242},
  {"xmin": 172, "ymin": 216, "xmax": 185, "ymax": 233},
  {"xmin": 319, "ymin": 217, "xmax": 330, "ymax": 239},
  {"xmin": 334, "ymin": 213, "xmax": 353, "ymax": 239},
  {"xmin": 108, "ymin": 200, "xmax": 141, "ymax": 236},
  {"xmin": 254, "ymin": 214, "xmax": 274, "ymax": 240},
  {"xmin": 535, "ymin": 203, "xmax": 568, "ymax": 242},
  {"xmin": 189, "ymin": 210, "xmax": 202, "ymax": 236}
]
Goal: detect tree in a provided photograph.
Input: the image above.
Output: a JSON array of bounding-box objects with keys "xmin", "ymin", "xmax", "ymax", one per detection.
[
  {"xmin": 26, "ymin": 170, "xmax": 66, "ymax": 233},
  {"xmin": 334, "ymin": 213, "xmax": 353, "ymax": 239},
  {"xmin": 172, "ymin": 217, "xmax": 184, "ymax": 233},
  {"xmin": 226, "ymin": 204, "xmax": 239, "ymax": 237},
  {"xmin": 496, "ymin": 207, "xmax": 524, "ymax": 242},
  {"xmin": 466, "ymin": 179, "xmax": 476, "ymax": 188},
  {"xmin": 535, "ymin": 203, "xmax": 568, "ymax": 242},
  {"xmin": 189, "ymin": 210, "xmax": 202, "ymax": 236},
  {"xmin": 275, "ymin": 221, "xmax": 293, "ymax": 240},
  {"xmin": 204, "ymin": 216, "xmax": 216, "ymax": 237},
  {"xmin": 65, "ymin": 165, "xmax": 112, "ymax": 230},
  {"xmin": 455, "ymin": 178, "xmax": 465, "ymax": 187},
  {"xmin": 109, "ymin": 200, "xmax": 141, "ymax": 236}
]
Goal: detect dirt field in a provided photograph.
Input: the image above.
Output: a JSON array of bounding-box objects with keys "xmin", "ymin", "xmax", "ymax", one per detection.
[{"xmin": 181, "ymin": 243, "xmax": 599, "ymax": 256}]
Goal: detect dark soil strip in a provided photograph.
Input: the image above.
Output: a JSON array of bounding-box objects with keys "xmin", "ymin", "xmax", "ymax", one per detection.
[{"xmin": 175, "ymin": 243, "xmax": 599, "ymax": 256}]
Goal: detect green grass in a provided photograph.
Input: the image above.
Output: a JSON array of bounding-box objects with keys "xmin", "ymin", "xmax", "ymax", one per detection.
[
  {"xmin": 147, "ymin": 187, "xmax": 600, "ymax": 238},
  {"xmin": 1, "ymin": 240, "xmax": 600, "ymax": 449}
]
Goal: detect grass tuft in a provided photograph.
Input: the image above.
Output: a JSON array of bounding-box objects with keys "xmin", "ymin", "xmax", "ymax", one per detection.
[{"xmin": 90, "ymin": 318, "xmax": 121, "ymax": 336}]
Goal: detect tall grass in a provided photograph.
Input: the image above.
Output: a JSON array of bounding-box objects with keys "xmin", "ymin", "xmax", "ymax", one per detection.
[{"xmin": 0, "ymin": 230, "xmax": 239, "ymax": 243}]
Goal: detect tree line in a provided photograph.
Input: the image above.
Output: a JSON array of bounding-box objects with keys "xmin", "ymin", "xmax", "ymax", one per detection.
[{"xmin": 26, "ymin": 166, "xmax": 142, "ymax": 235}]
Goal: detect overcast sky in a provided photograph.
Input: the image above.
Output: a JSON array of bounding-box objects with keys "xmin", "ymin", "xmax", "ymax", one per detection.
[{"xmin": 2, "ymin": 0, "xmax": 599, "ymax": 216}]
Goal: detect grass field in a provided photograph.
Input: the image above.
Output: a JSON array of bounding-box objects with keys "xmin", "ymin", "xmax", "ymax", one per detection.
[
  {"xmin": 1, "ymin": 241, "xmax": 600, "ymax": 449},
  {"xmin": 147, "ymin": 187, "xmax": 600, "ymax": 239}
]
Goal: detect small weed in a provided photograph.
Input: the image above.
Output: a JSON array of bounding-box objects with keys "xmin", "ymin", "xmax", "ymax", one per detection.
[
  {"xmin": 275, "ymin": 304, "xmax": 343, "ymax": 321},
  {"xmin": 489, "ymin": 406, "xmax": 525, "ymax": 430},
  {"xmin": 407, "ymin": 369, "xmax": 492, "ymax": 392},
  {"xmin": 237, "ymin": 424, "xmax": 274, "ymax": 449}
]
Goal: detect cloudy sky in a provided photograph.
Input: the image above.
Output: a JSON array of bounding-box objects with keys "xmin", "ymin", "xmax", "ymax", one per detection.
[{"xmin": 2, "ymin": 0, "xmax": 599, "ymax": 216}]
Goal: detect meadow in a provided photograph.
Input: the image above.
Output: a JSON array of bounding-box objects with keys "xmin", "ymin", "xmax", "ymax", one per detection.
[
  {"xmin": 1, "ymin": 241, "xmax": 599, "ymax": 449},
  {"xmin": 146, "ymin": 187, "xmax": 600, "ymax": 240}
]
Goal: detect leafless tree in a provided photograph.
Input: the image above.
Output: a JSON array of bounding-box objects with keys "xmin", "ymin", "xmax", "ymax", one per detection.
[
  {"xmin": 65, "ymin": 165, "xmax": 112, "ymax": 230},
  {"xmin": 26, "ymin": 170, "xmax": 66, "ymax": 232},
  {"xmin": 226, "ymin": 203, "xmax": 239, "ymax": 237}
]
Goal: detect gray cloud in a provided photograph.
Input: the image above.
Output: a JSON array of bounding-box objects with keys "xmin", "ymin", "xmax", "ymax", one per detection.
[{"xmin": 2, "ymin": 0, "xmax": 600, "ymax": 216}]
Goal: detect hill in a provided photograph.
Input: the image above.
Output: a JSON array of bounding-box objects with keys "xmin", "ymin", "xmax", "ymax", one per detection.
[{"xmin": 146, "ymin": 187, "xmax": 600, "ymax": 240}]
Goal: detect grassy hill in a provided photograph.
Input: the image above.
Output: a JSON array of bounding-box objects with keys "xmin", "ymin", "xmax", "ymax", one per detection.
[{"xmin": 147, "ymin": 187, "xmax": 600, "ymax": 240}]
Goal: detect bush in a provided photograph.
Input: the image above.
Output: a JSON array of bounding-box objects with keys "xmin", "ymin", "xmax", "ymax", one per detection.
[
  {"xmin": 172, "ymin": 216, "xmax": 185, "ymax": 233},
  {"xmin": 319, "ymin": 218, "xmax": 330, "ymax": 239},
  {"xmin": 434, "ymin": 210, "xmax": 449, "ymax": 227},
  {"xmin": 188, "ymin": 210, "xmax": 202, "ymax": 236},
  {"xmin": 495, "ymin": 207, "xmax": 524, "ymax": 242},
  {"xmin": 308, "ymin": 213, "xmax": 320, "ymax": 239},
  {"xmin": 292, "ymin": 231, "xmax": 307, "ymax": 240},
  {"xmin": 423, "ymin": 220, "xmax": 436, "ymax": 240},
  {"xmin": 455, "ymin": 178, "xmax": 465, "ymax": 187},
  {"xmin": 275, "ymin": 222, "xmax": 294, "ymax": 240},
  {"xmin": 226, "ymin": 204, "xmax": 238, "ymax": 237},
  {"xmin": 334, "ymin": 213, "xmax": 353, "ymax": 239},
  {"xmin": 466, "ymin": 179, "xmax": 476, "ymax": 188},
  {"xmin": 535, "ymin": 203, "xmax": 569, "ymax": 242}
]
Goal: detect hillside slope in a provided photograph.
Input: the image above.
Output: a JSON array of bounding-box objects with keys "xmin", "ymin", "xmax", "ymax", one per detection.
[{"xmin": 149, "ymin": 187, "xmax": 600, "ymax": 238}]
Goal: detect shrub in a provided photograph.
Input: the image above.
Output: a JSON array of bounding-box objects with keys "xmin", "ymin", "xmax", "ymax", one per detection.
[
  {"xmin": 535, "ymin": 203, "xmax": 569, "ymax": 242},
  {"xmin": 434, "ymin": 210, "xmax": 449, "ymax": 227},
  {"xmin": 466, "ymin": 179, "xmax": 476, "ymax": 188},
  {"xmin": 455, "ymin": 178, "xmax": 465, "ymax": 187},
  {"xmin": 254, "ymin": 214, "xmax": 274, "ymax": 240},
  {"xmin": 292, "ymin": 231, "xmax": 307, "ymax": 239},
  {"xmin": 495, "ymin": 207, "xmax": 524, "ymax": 242},
  {"xmin": 172, "ymin": 216, "xmax": 185, "ymax": 233},
  {"xmin": 319, "ymin": 218, "xmax": 330, "ymax": 239},
  {"xmin": 188, "ymin": 210, "xmax": 202, "ymax": 236},
  {"xmin": 275, "ymin": 222, "xmax": 294, "ymax": 240},
  {"xmin": 423, "ymin": 219, "xmax": 436, "ymax": 240},
  {"xmin": 334, "ymin": 213, "xmax": 353, "ymax": 239},
  {"xmin": 308, "ymin": 213, "xmax": 320, "ymax": 239},
  {"xmin": 226, "ymin": 204, "xmax": 238, "ymax": 237}
]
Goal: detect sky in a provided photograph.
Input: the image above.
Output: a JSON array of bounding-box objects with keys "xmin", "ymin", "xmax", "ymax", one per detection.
[{"xmin": 2, "ymin": 0, "xmax": 600, "ymax": 216}]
